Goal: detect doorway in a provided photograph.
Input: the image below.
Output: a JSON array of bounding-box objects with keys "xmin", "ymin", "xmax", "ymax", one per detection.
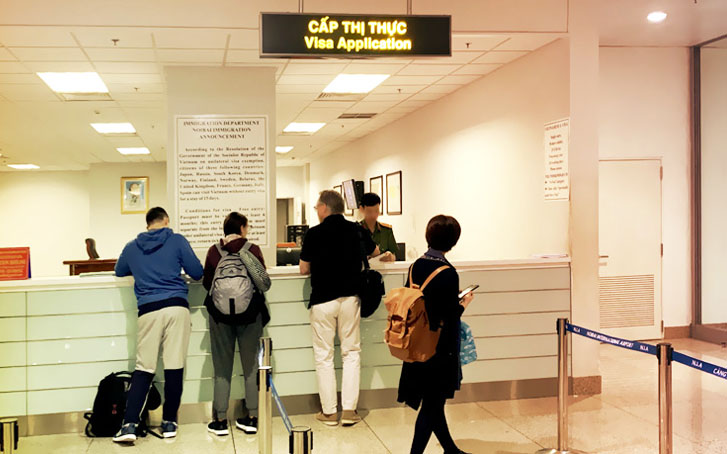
[{"xmin": 598, "ymin": 159, "xmax": 663, "ymax": 340}]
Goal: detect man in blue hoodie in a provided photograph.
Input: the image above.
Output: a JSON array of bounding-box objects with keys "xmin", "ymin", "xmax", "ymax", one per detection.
[{"xmin": 112, "ymin": 207, "xmax": 203, "ymax": 443}]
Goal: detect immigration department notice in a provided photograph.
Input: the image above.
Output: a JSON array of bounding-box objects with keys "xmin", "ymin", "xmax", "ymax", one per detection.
[{"xmin": 175, "ymin": 115, "xmax": 268, "ymax": 249}]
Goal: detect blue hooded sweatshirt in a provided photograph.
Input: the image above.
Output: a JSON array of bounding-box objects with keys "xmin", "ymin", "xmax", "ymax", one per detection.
[{"xmin": 115, "ymin": 228, "xmax": 204, "ymax": 313}]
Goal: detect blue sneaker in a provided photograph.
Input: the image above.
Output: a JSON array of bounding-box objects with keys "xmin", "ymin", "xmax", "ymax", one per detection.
[
  {"xmin": 161, "ymin": 420, "xmax": 178, "ymax": 438},
  {"xmin": 112, "ymin": 422, "xmax": 137, "ymax": 444}
]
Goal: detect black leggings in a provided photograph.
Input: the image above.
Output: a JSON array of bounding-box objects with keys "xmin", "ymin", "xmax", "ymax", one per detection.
[{"xmin": 410, "ymin": 396, "xmax": 458, "ymax": 454}]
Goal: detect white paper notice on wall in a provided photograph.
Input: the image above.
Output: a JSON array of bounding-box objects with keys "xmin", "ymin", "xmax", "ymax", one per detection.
[
  {"xmin": 544, "ymin": 118, "xmax": 570, "ymax": 202},
  {"xmin": 175, "ymin": 115, "xmax": 269, "ymax": 249}
]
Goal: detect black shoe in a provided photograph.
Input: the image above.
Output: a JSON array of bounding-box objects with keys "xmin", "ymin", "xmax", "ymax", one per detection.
[
  {"xmin": 207, "ymin": 419, "xmax": 229, "ymax": 436},
  {"xmin": 236, "ymin": 416, "xmax": 258, "ymax": 434}
]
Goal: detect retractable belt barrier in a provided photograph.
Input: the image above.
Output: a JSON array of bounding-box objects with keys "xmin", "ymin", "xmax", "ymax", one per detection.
[{"xmin": 544, "ymin": 318, "xmax": 727, "ymax": 454}]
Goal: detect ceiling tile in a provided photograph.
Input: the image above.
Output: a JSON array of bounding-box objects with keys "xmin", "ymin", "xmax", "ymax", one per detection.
[
  {"xmin": 0, "ymin": 48, "xmax": 17, "ymax": 61},
  {"xmin": 397, "ymin": 64, "xmax": 461, "ymax": 76},
  {"xmin": 23, "ymin": 61, "xmax": 94, "ymax": 72},
  {"xmin": 407, "ymin": 92, "xmax": 446, "ymax": 102},
  {"xmin": 307, "ymin": 100, "xmax": 356, "ymax": 109},
  {"xmin": 0, "ymin": 62, "xmax": 29, "ymax": 73},
  {"xmin": 95, "ymin": 62, "xmax": 159, "ymax": 74},
  {"xmin": 277, "ymin": 74, "xmax": 336, "ymax": 85},
  {"xmin": 342, "ymin": 63, "xmax": 407, "ymax": 74},
  {"xmin": 157, "ymin": 49, "xmax": 224, "ymax": 63},
  {"xmin": 228, "ymin": 29, "xmax": 259, "ymax": 50},
  {"xmin": 494, "ymin": 35, "xmax": 561, "ymax": 51},
  {"xmin": 362, "ymin": 93, "xmax": 412, "ymax": 103},
  {"xmin": 0, "ymin": 73, "xmax": 37, "ymax": 83},
  {"xmin": 453, "ymin": 64, "xmax": 500, "ymax": 75},
  {"xmin": 474, "ymin": 51, "xmax": 528, "ymax": 64},
  {"xmin": 415, "ymin": 51, "xmax": 482, "ymax": 65},
  {"xmin": 438, "ymin": 74, "xmax": 480, "ymax": 85},
  {"xmin": 85, "ymin": 48, "xmax": 156, "ymax": 62},
  {"xmin": 370, "ymin": 84, "xmax": 424, "ymax": 95},
  {"xmin": 421, "ymin": 84, "xmax": 461, "ymax": 94},
  {"xmin": 153, "ymin": 29, "xmax": 229, "ymax": 49},
  {"xmin": 226, "ymin": 50, "xmax": 260, "ymax": 63},
  {"xmin": 72, "ymin": 27, "xmax": 154, "ymax": 48},
  {"xmin": 0, "ymin": 84, "xmax": 57, "ymax": 101},
  {"xmin": 276, "ymin": 84, "xmax": 325, "ymax": 94},
  {"xmin": 452, "ymin": 35, "xmax": 509, "ymax": 52},
  {"xmin": 295, "ymin": 108, "xmax": 344, "ymax": 123},
  {"xmin": 103, "ymin": 73, "xmax": 163, "ymax": 84},
  {"xmin": 346, "ymin": 101, "xmax": 399, "ymax": 113},
  {"xmin": 9, "ymin": 47, "xmax": 86, "ymax": 62},
  {"xmin": 111, "ymin": 92, "xmax": 164, "ymax": 101},
  {"xmin": 283, "ymin": 63, "xmax": 348, "ymax": 75},
  {"xmin": 0, "ymin": 27, "xmax": 76, "ymax": 47},
  {"xmin": 382, "ymin": 75, "xmax": 442, "ymax": 86}
]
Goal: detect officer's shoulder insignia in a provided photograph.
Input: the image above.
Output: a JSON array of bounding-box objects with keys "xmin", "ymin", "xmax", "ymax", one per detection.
[{"xmin": 380, "ymin": 222, "xmax": 393, "ymax": 229}]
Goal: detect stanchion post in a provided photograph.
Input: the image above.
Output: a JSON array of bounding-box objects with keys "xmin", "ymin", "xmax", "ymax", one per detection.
[
  {"xmin": 289, "ymin": 425, "xmax": 313, "ymax": 454},
  {"xmin": 657, "ymin": 343, "xmax": 673, "ymax": 454},
  {"xmin": 536, "ymin": 318, "xmax": 586, "ymax": 454},
  {"xmin": 0, "ymin": 418, "xmax": 19, "ymax": 454},
  {"xmin": 258, "ymin": 337, "xmax": 273, "ymax": 454}
]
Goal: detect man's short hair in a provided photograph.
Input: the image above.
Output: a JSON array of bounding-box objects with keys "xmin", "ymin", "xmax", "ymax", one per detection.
[
  {"xmin": 318, "ymin": 190, "xmax": 345, "ymax": 215},
  {"xmin": 425, "ymin": 215, "xmax": 461, "ymax": 252},
  {"xmin": 360, "ymin": 192, "xmax": 381, "ymax": 207},
  {"xmin": 146, "ymin": 207, "xmax": 169, "ymax": 227},
  {"xmin": 223, "ymin": 212, "xmax": 248, "ymax": 236}
]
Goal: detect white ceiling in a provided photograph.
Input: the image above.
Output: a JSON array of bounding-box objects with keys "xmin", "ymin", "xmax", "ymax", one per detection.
[
  {"xmin": 1, "ymin": 0, "xmax": 726, "ymax": 171},
  {"xmin": 0, "ymin": 24, "xmax": 561, "ymax": 170}
]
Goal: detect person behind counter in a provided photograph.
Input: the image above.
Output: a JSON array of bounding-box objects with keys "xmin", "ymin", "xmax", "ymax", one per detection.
[
  {"xmin": 359, "ymin": 192, "xmax": 397, "ymax": 262},
  {"xmin": 299, "ymin": 190, "xmax": 380, "ymax": 427},
  {"xmin": 203, "ymin": 212, "xmax": 271, "ymax": 436},
  {"xmin": 399, "ymin": 215, "xmax": 473, "ymax": 454},
  {"xmin": 112, "ymin": 207, "xmax": 204, "ymax": 444}
]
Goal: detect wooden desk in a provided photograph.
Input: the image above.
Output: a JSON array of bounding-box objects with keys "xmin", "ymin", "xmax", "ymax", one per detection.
[{"xmin": 62, "ymin": 259, "xmax": 117, "ymax": 276}]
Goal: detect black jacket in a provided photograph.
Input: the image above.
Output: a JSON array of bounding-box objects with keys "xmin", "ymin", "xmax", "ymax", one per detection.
[{"xmin": 397, "ymin": 254, "xmax": 464, "ymax": 410}]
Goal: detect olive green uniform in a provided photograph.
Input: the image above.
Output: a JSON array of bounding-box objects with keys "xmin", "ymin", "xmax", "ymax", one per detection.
[{"xmin": 360, "ymin": 221, "xmax": 399, "ymax": 257}]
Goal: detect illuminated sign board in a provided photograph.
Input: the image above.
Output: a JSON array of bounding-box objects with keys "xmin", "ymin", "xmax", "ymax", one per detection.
[{"xmin": 260, "ymin": 13, "xmax": 451, "ymax": 58}]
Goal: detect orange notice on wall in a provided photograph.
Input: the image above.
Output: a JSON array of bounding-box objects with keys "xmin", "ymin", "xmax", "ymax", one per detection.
[{"xmin": 0, "ymin": 247, "xmax": 31, "ymax": 281}]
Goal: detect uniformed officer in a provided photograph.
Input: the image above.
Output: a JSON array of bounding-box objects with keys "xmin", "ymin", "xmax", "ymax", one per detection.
[{"xmin": 359, "ymin": 192, "xmax": 398, "ymax": 262}]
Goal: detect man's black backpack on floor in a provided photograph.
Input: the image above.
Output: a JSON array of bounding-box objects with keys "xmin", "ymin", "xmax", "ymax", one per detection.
[{"xmin": 83, "ymin": 371, "xmax": 162, "ymax": 438}]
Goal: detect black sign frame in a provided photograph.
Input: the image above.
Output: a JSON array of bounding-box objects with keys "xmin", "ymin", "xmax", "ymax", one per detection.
[{"xmin": 260, "ymin": 12, "xmax": 452, "ymax": 59}]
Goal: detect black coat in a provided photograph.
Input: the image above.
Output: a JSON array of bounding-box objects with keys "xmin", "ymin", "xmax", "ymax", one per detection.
[{"xmin": 397, "ymin": 255, "xmax": 464, "ymax": 410}]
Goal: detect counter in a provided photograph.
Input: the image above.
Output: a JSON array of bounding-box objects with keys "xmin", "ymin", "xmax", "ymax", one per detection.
[{"xmin": 0, "ymin": 258, "xmax": 572, "ymax": 432}]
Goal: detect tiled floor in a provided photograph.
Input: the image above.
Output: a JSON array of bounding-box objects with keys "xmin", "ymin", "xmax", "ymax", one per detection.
[{"xmin": 17, "ymin": 337, "xmax": 727, "ymax": 453}]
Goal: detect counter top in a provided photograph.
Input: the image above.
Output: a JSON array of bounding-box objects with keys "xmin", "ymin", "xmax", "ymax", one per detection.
[{"xmin": 0, "ymin": 256, "xmax": 570, "ymax": 292}]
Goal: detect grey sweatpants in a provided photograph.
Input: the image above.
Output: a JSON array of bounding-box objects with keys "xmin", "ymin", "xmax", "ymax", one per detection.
[{"xmin": 209, "ymin": 313, "xmax": 263, "ymax": 420}]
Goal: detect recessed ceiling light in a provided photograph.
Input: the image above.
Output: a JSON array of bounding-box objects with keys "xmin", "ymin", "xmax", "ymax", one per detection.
[
  {"xmin": 117, "ymin": 147, "xmax": 150, "ymax": 155},
  {"xmin": 7, "ymin": 164, "xmax": 39, "ymax": 170},
  {"xmin": 283, "ymin": 122, "xmax": 326, "ymax": 134},
  {"xmin": 276, "ymin": 146, "xmax": 294, "ymax": 154},
  {"xmin": 91, "ymin": 123, "xmax": 136, "ymax": 134},
  {"xmin": 647, "ymin": 11, "xmax": 667, "ymax": 23},
  {"xmin": 36, "ymin": 72, "xmax": 109, "ymax": 93},
  {"xmin": 323, "ymin": 74, "xmax": 390, "ymax": 94}
]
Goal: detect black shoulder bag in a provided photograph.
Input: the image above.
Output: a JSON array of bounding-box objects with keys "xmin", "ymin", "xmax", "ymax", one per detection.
[{"xmin": 357, "ymin": 227, "xmax": 385, "ymax": 318}]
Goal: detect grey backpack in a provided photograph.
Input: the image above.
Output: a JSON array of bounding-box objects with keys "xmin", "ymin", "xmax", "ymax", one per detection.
[{"xmin": 210, "ymin": 242, "xmax": 255, "ymax": 316}]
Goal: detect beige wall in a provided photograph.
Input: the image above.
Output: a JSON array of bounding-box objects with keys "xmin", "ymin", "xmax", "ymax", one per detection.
[
  {"xmin": 700, "ymin": 47, "xmax": 727, "ymax": 324},
  {"xmin": 308, "ymin": 39, "xmax": 570, "ymax": 262},
  {"xmin": 599, "ymin": 46, "xmax": 692, "ymax": 328}
]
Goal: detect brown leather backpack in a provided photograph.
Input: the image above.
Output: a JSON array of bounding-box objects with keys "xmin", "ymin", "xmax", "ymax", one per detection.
[{"xmin": 384, "ymin": 265, "xmax": 450, "ymax": 362}]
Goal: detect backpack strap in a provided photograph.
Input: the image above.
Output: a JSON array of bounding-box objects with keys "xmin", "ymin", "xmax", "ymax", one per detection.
[
  {"xmin": 242, "ymin": 241, "xmax": 253, "ymax": 252},
  {"xmin": 418, "ymin": 265, "xmax": 450, "ymax": 291},
  {"xmin": 215, "ymin": 242, "xmax": 228, "ymax": 256}
]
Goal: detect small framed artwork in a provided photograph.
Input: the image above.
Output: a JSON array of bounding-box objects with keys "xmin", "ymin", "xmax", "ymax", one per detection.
[
  {"xmin": 121, "ymin": 177, "xmax": 149, "ymax": 214},
  {"xmin": 369, "ymin": 175, "xmax": 384, "ymax": 214},
  {"xmin": 386, "ymin": 171, "xmax": 402, "ymax": 215}
]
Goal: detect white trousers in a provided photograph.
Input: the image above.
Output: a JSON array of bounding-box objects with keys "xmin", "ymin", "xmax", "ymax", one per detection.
[{"xmin": 309, "ymin": 296, "xmax": 361, "ymax": 414}]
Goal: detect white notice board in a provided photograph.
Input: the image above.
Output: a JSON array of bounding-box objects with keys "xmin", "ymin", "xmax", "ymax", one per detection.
[
  {"xmin": 174, "ymin": 115, "xmax": 269, "ymax": 249},
  {"xmin": 544, "ymin": 118, "xmax": 570, "ymax": 201}
]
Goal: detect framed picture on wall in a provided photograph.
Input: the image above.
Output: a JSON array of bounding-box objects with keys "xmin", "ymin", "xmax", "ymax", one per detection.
[
  {"xmin": 369, "ymin": 175, "xmax": 384, "ymax": 214},
  {"xmin": 333, "ymin": 184, "xmax": 342, "ymax": 196},
  {"xmin": 121, "ymin": 177, "xmax": 149, "ymax": 214},
  {"xmin": 386, "ymin": 171, "xmax": 402, "ymax": 215}
]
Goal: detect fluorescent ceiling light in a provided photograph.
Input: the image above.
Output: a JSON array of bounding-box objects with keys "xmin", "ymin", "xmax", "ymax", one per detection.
[
  {"xmin": 276, "ymin": 146, "xmax": 294, "ymax": 154},
  {"xmin": 283, "ymin": 122, "xmax": 326, "ymax": 134},
  {"xmin": 7, "ymin": 164, "xmax": 39, "ymax": 170},
  {"xmin": 323, "ymin": 74, "xmax": 390, "ymax": 94},
  {"xmin": 647, "ymin": 11, "xmax": 667, "ymax": 23},
  {"xmin": 37, "ymin": 72, "xmax": 109, "ymax": 93},
  {"xmin": 117, "ymin": 147, "xmax": 150, "ymax": 155},
  {"xmin": 91, "ymin": 123, "xmax": 136, "ymax": 134}
]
